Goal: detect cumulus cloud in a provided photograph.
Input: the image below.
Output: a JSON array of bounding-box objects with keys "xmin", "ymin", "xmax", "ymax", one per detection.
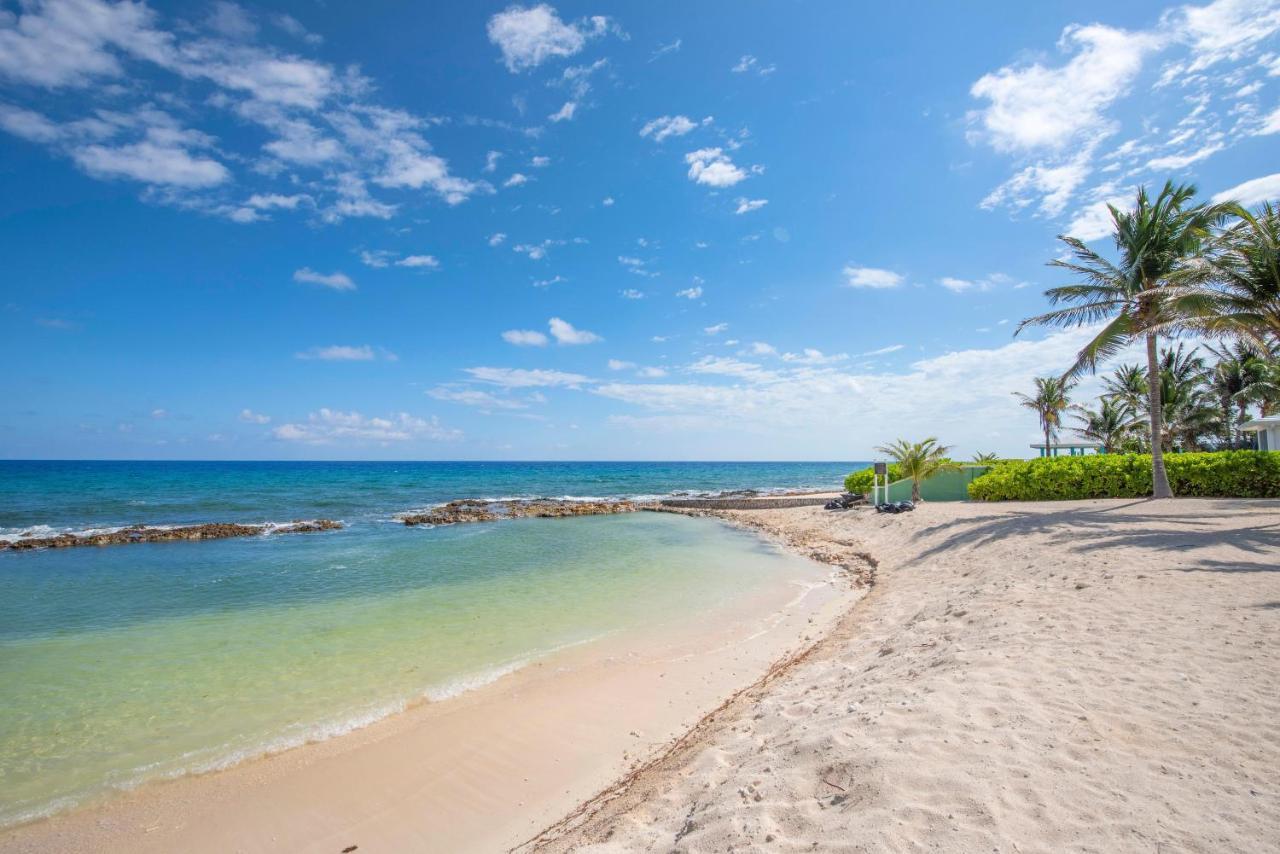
[
  {"xmin": 549, "ymin": 316, "xmax": 602, "ymax": 344},
  {"xmin": 684, "ymin": 147, "xmax": 750, "ymax": 187},
  {"xmin": 676, "ymin": 286, "xmax": 703, "ymax": 299},
  {"xmin": 730, "ymin": 54, "xmax": 776, "ymax": 76},
  {"xmin": 293, "ymin": 268, "xmax": 355, "ymax": 291},
  {"xmin": 273, "ymin": 409, "xmax": 460, "ymax": 443},
  {"xmin": 488, "ymin": 232, "xmax": 507, "ymax": 247},
  {"xmin": 486, "ymin": 4, "xmax": 608, "ymax": 73},
  {"xmin": 734, "ymin": 197, "xmax": 768, "ymax": 214},
  {"xmin": 504, "ymin": 172, "xmax": 530, "ymax": 187},
  {"xmin": 548, "ymin": 100, "xmax": 577, "ymax": 122},
  {"xmin": 608, "ymin": 359, "xmax": 636, "ymax": 370},
  {"xmin": 240, "ymin": 408, "xmax": 271, "ymax": 424},
  {"xmin": 703, "ymin": 322, "xmax": 728, "ymax": 335},
  {"xmin": 619, "ymin": 288, "xmax": 645, "ymax": 299},
  {"xmin": 396, "ymin": 254, "xmax": 439, "ymax": 268},
  {"xmin": 842, "ymin": 266, "xmax": 903, "ymax": 289},
  {"xmin": 502, "ymin": 329, "xmax": 550, "ymax": 346}
]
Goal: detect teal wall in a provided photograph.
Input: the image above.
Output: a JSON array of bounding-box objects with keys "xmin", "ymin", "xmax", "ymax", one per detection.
[{"xmin": 883, "ymin": 466, "xmax": 991, "ymax": 502}]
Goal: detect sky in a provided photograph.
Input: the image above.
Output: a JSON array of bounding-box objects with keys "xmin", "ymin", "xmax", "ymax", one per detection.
[{"xmin": 1, "ymin": 0, "xmax": 1278, "ymax": 461}]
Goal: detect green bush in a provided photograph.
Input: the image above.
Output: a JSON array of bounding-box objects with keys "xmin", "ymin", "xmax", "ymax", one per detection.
[
  {"xmin": 844, "ymin": 463, "xmax": 903, "ymax": 495},
  {"xmin": 967, "ymin": 451, "xmax": 1280, "ymax": 500}
]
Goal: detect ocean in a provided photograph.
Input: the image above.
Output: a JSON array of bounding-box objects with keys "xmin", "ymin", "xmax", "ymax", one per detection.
[{"xmin": 0, "ymin": 460, "xmax": 862, "ymax": 827}]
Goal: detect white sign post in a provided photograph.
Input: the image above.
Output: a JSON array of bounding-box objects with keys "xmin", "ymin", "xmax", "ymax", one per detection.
[{"xmin": 873, "ymin": 461, "xmax": 888, "ymax": 505}]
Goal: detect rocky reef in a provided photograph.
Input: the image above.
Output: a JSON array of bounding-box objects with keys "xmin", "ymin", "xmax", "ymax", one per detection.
[
  {"xmin": 1, "ymin": 520, "xmax": 343, "ymax": 551},
  {"xmin": 400, "ymin": 499, "xmax": 643, "ymax": 526}
]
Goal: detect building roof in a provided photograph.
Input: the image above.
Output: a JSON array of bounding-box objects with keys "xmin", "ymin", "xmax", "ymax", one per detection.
[{"xmin": 1241, "ymin": 415, "xmax": 1280, "ymax": 431}]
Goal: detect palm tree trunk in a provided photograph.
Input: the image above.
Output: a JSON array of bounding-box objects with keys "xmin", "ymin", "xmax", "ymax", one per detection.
[
  {"xmin": 1146, "ymin": 333, "xmax": 1173, "ymax": 498},
  {"xmin": 911, "ymin": 479, "xmax": 921, "ymax": 502},
  {"xmin": 1044, "ymin": 424, "xmax": 1051, "ymax": 458}
]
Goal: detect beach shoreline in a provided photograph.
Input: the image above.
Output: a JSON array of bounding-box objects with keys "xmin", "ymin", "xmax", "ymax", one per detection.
[{"xmin": 0, "ymin": 512, "xmax": 867, "ymax": 853}]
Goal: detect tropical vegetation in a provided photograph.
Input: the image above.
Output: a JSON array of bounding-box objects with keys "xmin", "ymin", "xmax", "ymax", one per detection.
[
  {"xmin": 1014, "ymin": 181, "xmax": 1280, "ymax": 496},
  {"xmin": 873, "ymin": 438, "xmax": 960, "ymax": 502},
  {"xmin": 968, "ymin": 451, "xmax": 1280, "ymax": 501}
]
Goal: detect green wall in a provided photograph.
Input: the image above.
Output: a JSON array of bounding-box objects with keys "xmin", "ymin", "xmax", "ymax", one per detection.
[{"xmin": 883, "ymin": 466, "xmax": 991, "ymax": 502}]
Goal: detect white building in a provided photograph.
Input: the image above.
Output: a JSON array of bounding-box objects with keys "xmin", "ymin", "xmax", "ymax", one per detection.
[{"xmin": 1241, "ymin": 415, "xmax": 1280, "ymax": 451}]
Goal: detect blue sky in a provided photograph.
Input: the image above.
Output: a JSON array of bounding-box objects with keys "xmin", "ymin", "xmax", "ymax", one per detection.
[{"xmin": 2, "ymin": 0, "xmax": 1278, "ymax": 460}]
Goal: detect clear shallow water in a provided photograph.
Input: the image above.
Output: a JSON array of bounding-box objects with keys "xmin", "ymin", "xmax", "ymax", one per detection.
[{"xmin": 0, "ymin": 461, "xmax": 859, "ymax": 827}]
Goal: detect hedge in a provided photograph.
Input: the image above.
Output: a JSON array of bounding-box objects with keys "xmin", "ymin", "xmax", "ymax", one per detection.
[
  {"xmin": 967, "ymin": 451, "xmax": 1280, "ymax": 501},
  {"xmin": 844, "ymin": 463, "xmax": 904, "ymax": 495}
]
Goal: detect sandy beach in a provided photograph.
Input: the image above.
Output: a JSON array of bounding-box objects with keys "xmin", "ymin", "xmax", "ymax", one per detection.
[
  {"xmin": 5, "ymin": 497, "xmax": 1279, "ymax": 853},
  {"xmin": 532, "ymin": 498, "xmax": 1280, "ymax": 853}
]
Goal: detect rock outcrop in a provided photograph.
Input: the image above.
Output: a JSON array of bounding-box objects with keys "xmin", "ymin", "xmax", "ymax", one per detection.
[
  {"xmin": 400, "ymin": 499, "xmax": 642, "ymax": 526},
  {"xmin": 1, "ymin": 520, "xmax": 343, "ymax": 551}
]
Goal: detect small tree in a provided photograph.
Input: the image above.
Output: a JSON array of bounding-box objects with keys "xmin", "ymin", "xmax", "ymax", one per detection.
[
  {"xmin": 972, "ymin": 451, "xmax": 1000, "ymax": 464},
  {"xmin": 874, "ymin": 438, "xmax": 960, "ymax": 502}
]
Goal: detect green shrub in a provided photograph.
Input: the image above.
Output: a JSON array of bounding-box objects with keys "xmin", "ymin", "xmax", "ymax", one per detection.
[
  {"xmin": 844, "ymin": 463, "xmax": 903, "ymax": 495},
  {"xmin": 967, "ymin": 451, "xmax": 1280, "ymax": 501}
]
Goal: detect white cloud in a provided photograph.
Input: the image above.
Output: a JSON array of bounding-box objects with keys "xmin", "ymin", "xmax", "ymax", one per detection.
[
  {"xmin": 1144, "ymin": 140, "xmax": 1225, "ymax": 170},
  {"xmin": 549, "ymin": 101, "xmax": 577, "ymax": 122},
  {"xmin": 608, "ymin": 359, "xmax": 636, "ymax": 370},
  {"xmin": 1166, "ymin": 0, "xmax": 1280, "ymax": 73},
  {"xmin": 781, "ymin": 348, "xmax": 848, "ymax": 365},
  {"xmin": 295, "ymin": 344, "xmax": 376, "ymax": 361},
  {"xmin": 685, "ymin": 147, "xmax": 749, "ymax": 187},
  {"xmin": 486, "ymin": 4, "xmax": 607, "ymax": 73},
  {"xmin": 734, "ymin": 197, "xmax": 768, "ymax": 214},
  {"xmin": 650, "ymin": 38, "xmax": 681, "ymax": 61},
  {"xmin": 618, "ymin": 255, "xmax": 644, "ymax": 266},
  {"xmin": 465, "ymin": 366, "xmax": 590, "ymax": 388},
  {"xmin": 749, "ymin": 341, "xmax": 778, "ymax": 356},
  {"xmin": 531, "ymin": 155, "xmax": 551, "ymax": 167},
  {"xmin": 676, "ymin": 286, "xmax": 703, "ymax": 299},
  {"xmin": 601, "ymin": 196, "xmax": 615, "ymax": 206},
  {"xmin": 940, "ymin": 272, "xmax": 1014, "ymax": 294},
  {"xmin": 273, "ymin": 409, "xmax": 459, "ymax": 443},
  {"xmin": 969, "ymin": 24, "xmax": 1159, "ymax": 153},
  {"xmin": 504, "ymin": 172, "xmax": 530, "ymax": 187},
  {"xmin": 860, "ymin": 344, "xmax": 904, "ymax": 356},
  {"xmin": 592, "ymin": 324, "xmax": 1137, "ymax": 456},
  {"xmin": 1258, "ymin": 105, "xmax": 1280, "ymax": 134},
  {"xmin": 979, "ymin": 143, "xmax": 1097, "ymax": 216},
  {"xmin": 620, "ymin": 288, "xmax": 645, "ymax": 299},
  {"xmin": 396, "ymin": 254, "xmax": 439, "ymax": 268},
  {"xmin": 359, "ymin": 249, "xmax": 394, "ymax": 268},
  {"xmin": 842, "ymin": 266, "xmax": 903, "ymax": 289},
  {"xmin": 1212, "ymin": 171, "xmax": 1280, "ymax": 204},
  {"xmin": 549, "ymin": 316, "xmax": 601, "ymax": 344},
  {"xmin": 428, "ymin": 387, "xmax": 528, "ymax": 410},
  {"xmin": 240, "ymin": 408, "xmax": 271, "ymax": 424},
  {"xmin": 639, "ymin": 114, "xmax": 709, "ymax": 142},
  {"xmin": 704, "ymin": 322, "xmax": 728, "ymax": 335},
  {"xmin": 502, "ymin": 329, "xmax": 549, "ymax": 346},
  {"xmin": 483, "ymin": 150, "xmax": 502, "ymax": 172},
  {"xmin": 488, "ymin": 232, "xmax": 508, "ymax": 247},
  {"xmin": 731, "ymin": 54, "xmax": 776, "ymax": 76},
  {"xmin": 293, "ymin": 268, "xmax": 355, "ymax": 291}
]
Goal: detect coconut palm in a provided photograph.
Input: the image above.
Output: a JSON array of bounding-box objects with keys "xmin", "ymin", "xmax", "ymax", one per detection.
[
  {"xmin": 971, "ymin": 451, "xmax": 1001, "ymax": 464},
  {"xmin": 1206, "ymin": 202, "xmax": 1280, "ymax": 348},
  {"xmin": 874, "ymin": 438, "xmax": 959, "ymax": 502},
  {"xmin": 1206, "ymin": 340, "xmax": 1268, "ymax": 445},
  {"xmin": 1017, "ymin": 181, "xmax": 1234, "ymax": 498},
  {"xmin": 1014, "ymin": 376, "xmax": 1075, "ymax": 457},
  {"xmin": 1158, "ymin": 343, "xmax": 1218, "ymax": 451},
  {"xmin": 1102, "ymin": 363, "xmax": 1148, "ymax": 412},
  {"xmin": 1071, "ymin": 398, "xmax": 1141, "ymax": 453}
]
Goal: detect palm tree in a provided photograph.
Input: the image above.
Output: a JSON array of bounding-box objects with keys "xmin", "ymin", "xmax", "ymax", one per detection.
[
  {"xmin": 874, "ymin": 438, "xmax": 959, "ymax": 502},
  {"xmin": 1207, "ymin": 202, "xmax": 1280, "ymax": 348},
  {"xmin": 1206, "ymin": 340, "xmax": 1267, "ymax": 445},
  {"xmin": 1071, "ymin": 398, "xmax": 1140, "ymax": 453},
  {"xmin": 1014, "ymin": 376, "xmax": 1075, "ymax": 457},
  {"xmin": 1017, "ymin": 181, "xmax": 1233, "ymax": 498},
  {"xmin": 971, "ymin": 451, "xmax": 1000, "ymax": 464},
  {"xmin": 1158, "ymin": 343, "xmax": 1218, "ymax": 451},
  {"xmin": 1102, "ymin": 363, "xmax": 1148, "ymax": 412}
]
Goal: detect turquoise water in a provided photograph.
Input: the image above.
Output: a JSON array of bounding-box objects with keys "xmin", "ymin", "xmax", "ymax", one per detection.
[{"xmin": 0, "ymin": 461, "xmax": 858, "ymax": 827}]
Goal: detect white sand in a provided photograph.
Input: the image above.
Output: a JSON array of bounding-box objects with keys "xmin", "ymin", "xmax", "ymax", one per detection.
[{"xmin": 530, "ymin": 499, "xmax": 1280, "ymax": 853}]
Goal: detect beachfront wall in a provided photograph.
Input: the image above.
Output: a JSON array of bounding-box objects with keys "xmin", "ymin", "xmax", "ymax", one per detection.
[{"xmin": 884, "ymin": 466, "xmax": 992, "ymax": 502}]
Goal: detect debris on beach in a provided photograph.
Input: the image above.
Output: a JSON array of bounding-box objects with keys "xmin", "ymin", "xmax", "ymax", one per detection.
[{"xmin": 0, "ymin": 520, "xmax": 343, "ymax": 551}]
